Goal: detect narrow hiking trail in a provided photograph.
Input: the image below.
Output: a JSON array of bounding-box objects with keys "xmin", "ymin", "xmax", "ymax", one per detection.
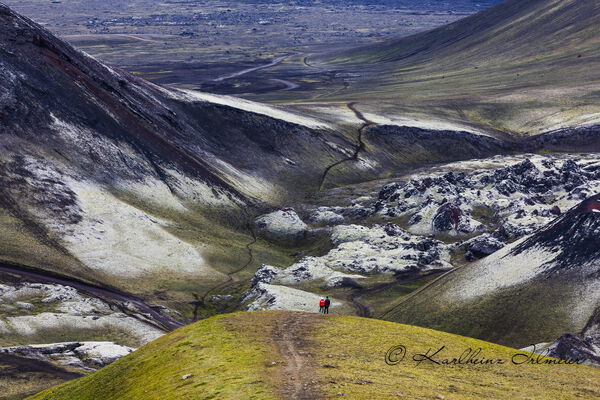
[
  {"xmin": 272, "ymin": 312, "xmax": 321, "ymax": 400},
  {"xmin": 193, "ymin": 224, "xmax": 257, "ymax": 320},
  {"xmin": 212, "ymin": 55, "xmax": 289, "ymax": 82},
  {"xmin": 350, "ymin": 271, "xmax": 447, "ymax": 320},
  {"xmin": 270, "ymin": 78, "xmax": 300, "ymax": 91},
  {"xmin": 319, "ymin": 102, "xmax": 375, "ymax": 190},
  {"xmin": 212, "ymin": 51, "xmax": 303, "ymax": 82},
  {"xmin": 349, "ymin": 291, "xmax": 371, "ymax": 318}
]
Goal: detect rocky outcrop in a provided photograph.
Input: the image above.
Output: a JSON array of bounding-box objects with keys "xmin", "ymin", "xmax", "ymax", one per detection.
[
  {"xmin": 462, "ymin": 234, "xmax": 505, "ymax": 261},
  {"xmin": 0, "ymin": 341, "xmax": 135, "ymax": 372},
  {"xmin": 522, "ymin": 333, "xmax": 600, "ymax": 367},
  {"xmin": 375, "ymin": 155, "xmax": 600, "ymax": 239},
  {"xmin": 509, "ymin": 194, "xmax": 600, "ymax": 272},
  {"xmin": 246, "ymin": 222, "xmax": 453, "ymax": 307},
  {"xmin": 254, "ymin": 209, "xmax": 309, "ymax": 243},
  {"xmin": 243, "ymin": 283, "xmax": 343, "ymax": 312},
  {"xmin": 385, "ymin": 193, "xmax": 600, "ymax": 348},
  {"xmin": 0, "ymin": 282, "xmax": 164, "ymax": 347},
  {"xmin": 432, "ymin": 202, "xmax": 475, "ymax": 233}
]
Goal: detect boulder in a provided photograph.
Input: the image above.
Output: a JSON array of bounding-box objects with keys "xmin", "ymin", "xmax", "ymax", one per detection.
[
  {"xmin": 463, "ymin": 234, "xmax": 505, "ymax": 260},
  {"xmin": 255, "ymin": 208, "xmax": 308, "ymax": 243}
]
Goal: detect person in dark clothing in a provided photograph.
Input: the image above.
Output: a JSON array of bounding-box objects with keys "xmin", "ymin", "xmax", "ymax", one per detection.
[{"xmin": 324, "ymin": 296, "xmax": 331, "ymax": 314}]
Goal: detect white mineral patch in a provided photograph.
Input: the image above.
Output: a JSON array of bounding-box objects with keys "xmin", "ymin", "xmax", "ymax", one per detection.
[
  {"xmin": 250, "ymin": 224, "xmax": 452, "ymax": 292},
  {"xmin": 63, "ymin": 179, "xmax": 215, "ymax": 278},
  {"xmin": 245, "ymin": 283, "xmax": 342, "ymax": 312},
  {"xmin": 73, "ymin": 341, "xmax": 135, "ymax": 364},
  {"xmin": 0, "ymin": 341, "xmax": 136, "ymax": 371},
  {"xmin": 448, "ymin": 238, "xmax": 556, "ymax": 300},
  {"xmin": 255, "ymin": 209, "xmax": 308, "ymax": 239},
  {"xmin": 362, "ymin": 112, "xmax": 491, "ymax": 136},
  {"xmin": 0, "ymin": 312, "xmax": 162, "ymax": 344},
  {"xmin": 376, "ymin": 154, "xmax": 600, "ymax": 237},
  {"xmin": 162, "ymin": 167, "xmax": 239, "ymax": 207},
  {"xmin": 164, "ymin": 88, "xmax": 330, "ymax": 130},
  {"xmin": 265, "ymin": 258, "xmax": 365, "ymax": 285},
  {"xmin": 203, "ymin": 155, "xmax": 278, "ymax": 202},
  {"xmin": 0, "ymin": 282, "xmax": 164, "ymax": 347},
  {"xmin": 308, "ymin": 208, "xmax": 346, "ymax": 225},
  {"xmin": 115, "ymin": 178, "xmax": 189, "ymax": 213},
  {"xmin": 325, "ymin": 225, "xmax": 453, "ymax": 274}
]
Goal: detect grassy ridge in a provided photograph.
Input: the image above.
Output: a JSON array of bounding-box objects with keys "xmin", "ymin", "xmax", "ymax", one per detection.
[
  {"xmin": 30, "ymin": 311, "xmax": 600, "ymax": 399},
  {"xmin": 28, "ymin": 313, "xmax": 279, "ymax": 400}
]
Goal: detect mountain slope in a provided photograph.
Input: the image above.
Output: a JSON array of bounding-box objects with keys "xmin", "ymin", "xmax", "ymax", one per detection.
[
  {"xmin": 0, "ymin": 1, "xmax": 527, "ymax": 329},
  {"xmin": 29, "ymin": 311, "xmax": 600, "ymax": 400},
  {"xmin": 383, "ymin": 195, "xmax": 600, "ymax": 348},
  {"xmin": 0, "ymin": 2, "xmax": 364, "ymax": 322},
  {"xmin": 265, "ymin": 0, "xmax": 600, "ymax": 136}
]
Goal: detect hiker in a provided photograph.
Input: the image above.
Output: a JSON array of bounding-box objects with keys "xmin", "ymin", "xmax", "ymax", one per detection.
[
  {"xmin": 319, "ymin": 297, "xmax": 325, "ymax": 313},
  {"xmin": 324, "ymin": 296, "xmax": 331, "ymax": 314}
]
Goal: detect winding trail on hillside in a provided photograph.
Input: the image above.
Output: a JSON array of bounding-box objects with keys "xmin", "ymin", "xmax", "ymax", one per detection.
[
  {"xmin": 212, "ymin": 52, "xmax": 303, "ymax": 82},
  {"xmin": 270, "ymin": 78, "xmax": 300, "ymax": 91},
  {"xmin": 379, "ymin": 269, "xmax": 460, "ymax": 320},
  {"xmin": 194, "ymin": 224, "xmax": 257, "ymax": 320},
  {"xmin": 0, "ymin": 262, "xmax": 183, "ymax": 332},
  {"xmin": 318, "ymin": 102, "xmax": 375, "ymax": 190},
  {"xmin": 212, "ymin": 55, "xmax": 288, "ymax": 82},
  {"xmin": 348, "ymin": 271, "xmax": 447, "ymax": 318},
  {"xmin": 349, "ymin": 291, "xmax": 371, "ymax": 318},
  {"xmin": 272, "ymin": 312, "xmax": 321, "ymax": 400}
]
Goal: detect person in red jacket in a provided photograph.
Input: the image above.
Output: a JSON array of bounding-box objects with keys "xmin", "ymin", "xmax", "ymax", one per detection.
[{"xmin": 319, "ymin": 297, "xmax": 325, "ymax": 313}]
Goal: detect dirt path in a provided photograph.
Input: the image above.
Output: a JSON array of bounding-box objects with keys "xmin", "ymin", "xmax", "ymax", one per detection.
[
  {"xmin": 193, "ymin": 224, "xmax": 257, "ymax": 320},
  {"xmin": 270, "ymin": 78, "xmax": 300, "ymax": 91},
  {"xmin": 349, "ymin": 291, "xmax": 372, "ymax": 318},
  {"xmin": 212, "ymin": 55, "xmax": 289, "ymax": 82},
  {"xmin": 272, "ymin": 312, "xmax": 321, "ymax": 400}
]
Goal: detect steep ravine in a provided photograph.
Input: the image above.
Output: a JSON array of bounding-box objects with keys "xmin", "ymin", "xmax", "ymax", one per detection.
[{"xmin": 318, "ymin": 102, "xmax": 375, "ymax": 190}]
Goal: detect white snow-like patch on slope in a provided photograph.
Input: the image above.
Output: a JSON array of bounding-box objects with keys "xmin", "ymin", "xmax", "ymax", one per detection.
[
  {"xmin": 448, "ymin": 236, "xmax": 556, "ymax": 300},
  {"xmin": 163, "ymin": 88, "xmax": 331, "ymax": 130},
  {"xmin": 363, "ymin": 112, "xmax": 492, "ymax": 136},
  {"xmin": 0, "ymin": 282, "xmax": 165, "ymax": 346},
  {"xmin": 201, "ymin": 155, "xmax": 278, "ymax": 202},
  {"xmin": 324, "ymin": 224, "xmax": 452, "ymax": 274},
  {"xmin": 0, "ymin": 341, "xmax": 136, "ymax": 371},
  {"xmin": 0, "ymin": 312, "xmax": 162, "ymax": 344},
  {"xmin": 249, "ymin": 224, "xmax": 451, "ymax": 294},
  {"xmin": 377, "ymin": 154, "xmax": 600, "ymax": 237},
  {"xmin": 73, "ymin": 341, "xmax": 135, "ymax": 364},
  {"xmin": 258, "ymin": 259, "xmax": 365, "ymax": 286},
  {"xmin": 63, "ymin": 180, "xmax": 216, "ymax": 278},
  {"xmin": 245, "ymin": 283, "xmax": 342, "ymax": 312},
  {"xmin": 161, "ymin": 167, "xmax": 239, "ymax": 208}
]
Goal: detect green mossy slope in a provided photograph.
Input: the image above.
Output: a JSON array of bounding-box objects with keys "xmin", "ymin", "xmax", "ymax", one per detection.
[{"xmin": 30, "ymin": 311, "xmax": 600, "ymax": 400}]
